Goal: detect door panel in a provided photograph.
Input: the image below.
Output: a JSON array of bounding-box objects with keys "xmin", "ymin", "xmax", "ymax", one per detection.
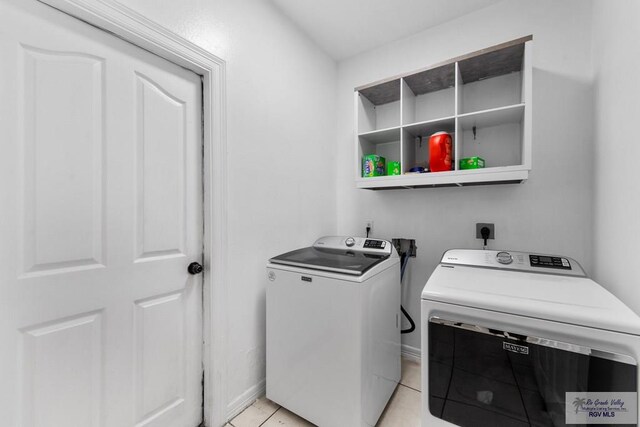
[
  {"xmin": 0, "ymin": 1, "xmax": 204, "ymax": 426},
  {"xmin": 135, "ymin": 73, "xmax": 188, "ymax": 261},
  {"xmin": 20, "ymin": 46, "xmax": 105, "ymax": 275},
  {"xmin": 134, "ymin": 292, "xmax": 187, "ymax": 425},
  {"xmin": 20, "ymin": 311, "xmax": 103, "ymax": 427}
]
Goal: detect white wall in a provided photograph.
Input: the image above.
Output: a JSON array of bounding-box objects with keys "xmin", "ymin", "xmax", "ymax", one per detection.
[
  {"xmin": 336, "ymin": 0, "xmax": 595, "ymax": 352},
  {"xmin": 68, "ymin": 0, "xmax": 640, "ymax": 420},
  {"xmin": 111, "ymin": 0, "xmax": 338, "ymax": 419},
  {"xmin": 592, "ymin": 0, "xmax": 640, "ymax": 314}
]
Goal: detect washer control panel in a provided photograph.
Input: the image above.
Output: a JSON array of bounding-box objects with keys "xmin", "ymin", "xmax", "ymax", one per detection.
[
  {"xmin": 440, "ymin": 249, "xmax": 586, "ymax": 277},
  {"xmin": 363, "ymin": 239, "xmax": 386, "ymax": 249},
  {"xmin": 312, "ymin": 236, "xmax": 393, "ymax": 255}
]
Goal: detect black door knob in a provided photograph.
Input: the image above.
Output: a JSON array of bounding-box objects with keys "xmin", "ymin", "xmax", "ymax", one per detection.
[{"xmin": 187, "ymin": 262, "xmax": 203, "ymax": 275}]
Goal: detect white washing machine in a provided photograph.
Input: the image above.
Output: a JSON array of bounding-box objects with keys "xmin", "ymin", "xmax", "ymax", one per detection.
[
  {"xmin": 266, "ymin": 236, "xmax": 401, "ymax": 427},
  {"xmin": 422, "ymin": 249, "xmax": 640, "ymax": 427}
]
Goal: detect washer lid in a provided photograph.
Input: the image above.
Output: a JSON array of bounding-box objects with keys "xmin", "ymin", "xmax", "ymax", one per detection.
[
  {"xmin": 269, "ymin": 246, "xmax": 389, "ymax": 276},
  {"xmin": 423, "ymin": 263, "xmax": 640, "ymax": 336}
]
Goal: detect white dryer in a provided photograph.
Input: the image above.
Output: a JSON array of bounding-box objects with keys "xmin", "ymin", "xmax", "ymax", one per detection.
[
  {"xmin": 266, "ymin": 236, "xmax": 401, "ymax": 427},
  {"xmin": 422, "ymin": 249, "xmax": 640, "ymax": 427}
]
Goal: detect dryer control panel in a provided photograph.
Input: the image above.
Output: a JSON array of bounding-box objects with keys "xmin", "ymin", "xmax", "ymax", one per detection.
[
  {"xmin": 440, "ymin": 249, "xmax": 586, "ymax": 277},
  {"xmin": 529, "ymin": 254, "xmax": 571, "ymax": 270}
]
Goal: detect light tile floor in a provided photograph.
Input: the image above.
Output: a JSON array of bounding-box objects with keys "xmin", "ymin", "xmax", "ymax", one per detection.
[{"xmin": 227, "ymin": 356, "xmax": 422, "ymax": 427}]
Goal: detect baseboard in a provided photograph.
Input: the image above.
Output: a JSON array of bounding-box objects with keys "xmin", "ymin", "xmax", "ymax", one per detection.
[
  {"xmin": 225, "ymin": 378, "xmax": 266, "ymax": 421},
  {"xmin": 401, "ymin": 343, "xmax": 422, "ymax": 364}
]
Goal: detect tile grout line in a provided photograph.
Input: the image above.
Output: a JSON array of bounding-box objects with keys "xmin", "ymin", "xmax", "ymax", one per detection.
[
  {"xmin": 258, "ymin": 406, "xmax": 282, "ymax": 427},
  {"xmin": 229, "ymin": 399, "xmax": 281, "ymax": 427},
  {"xmin": 399, "ymin": 382, "xmax": 421, "ymax": 394}
]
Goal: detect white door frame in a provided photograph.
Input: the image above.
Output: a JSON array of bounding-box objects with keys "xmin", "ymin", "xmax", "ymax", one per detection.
[{"xmin": 33, "ymin": 1, "xmax": 228, "ymax": 426}]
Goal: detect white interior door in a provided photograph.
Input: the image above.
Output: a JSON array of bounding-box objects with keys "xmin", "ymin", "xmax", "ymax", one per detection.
[{"xmin": 0, "ymin": 1, "xmax": 204, "ymax": 426}]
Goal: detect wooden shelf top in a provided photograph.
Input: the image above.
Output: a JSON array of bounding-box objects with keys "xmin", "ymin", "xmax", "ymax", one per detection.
[
  {"xmin": 404, "ymin": 63, "xmax": 455, "ymax": 96},
  {"xmin": 359, "ymin": 79, "xmax": 400, "ymax": 105},
  {"xmin": 458, "ymin": 43, "xmax": 524, "ymax": 84}
]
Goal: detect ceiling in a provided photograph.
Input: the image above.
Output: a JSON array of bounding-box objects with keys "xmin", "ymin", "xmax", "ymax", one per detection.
[{"xmin": 270, "ymin": 0, "xmax": 502, "ymax": 60}]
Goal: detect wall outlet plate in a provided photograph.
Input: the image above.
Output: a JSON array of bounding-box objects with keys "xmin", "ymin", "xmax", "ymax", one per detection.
[
  {"xmin": 476, "ymin": 223, "xmax": 495, "ymax": 240},
  {"xmin": 365, "ymin": 220, "xmax": 373, "ymax": 234}
]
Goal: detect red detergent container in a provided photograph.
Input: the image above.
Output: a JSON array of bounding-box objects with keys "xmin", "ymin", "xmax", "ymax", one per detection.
[{"xmin": 429, "ymin": 131, "xmax": 452, "ymax": 172}]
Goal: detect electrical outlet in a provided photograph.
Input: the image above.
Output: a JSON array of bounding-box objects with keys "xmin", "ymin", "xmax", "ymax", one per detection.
[
  {"xmin": 476, "ymin": 223, "xmax": 495, "ymax": 240},
  {"xmin": 364, "ymin": 220, "xmax": 373, "ymax": 235}
]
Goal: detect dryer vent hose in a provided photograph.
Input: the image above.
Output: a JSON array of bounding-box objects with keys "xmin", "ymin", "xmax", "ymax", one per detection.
[{"xmin": 400, "ymin": 254, "xmax": 415, "ymax": 334}]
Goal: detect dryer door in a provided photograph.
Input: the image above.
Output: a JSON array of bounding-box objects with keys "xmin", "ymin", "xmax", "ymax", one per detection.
[{"xmin": 428, "ymin": 318, "xmax": 638, "ymax": 426}]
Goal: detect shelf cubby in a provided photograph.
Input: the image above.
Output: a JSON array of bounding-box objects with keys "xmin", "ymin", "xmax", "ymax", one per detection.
[
  {"xmin": 357, "ymin": 79, "xmax": 401, "ymax": 133},
  {"xmin": 401, "ymin": 64, "xmax": 455, "ymax": 125},
  {"xmin": 354, "ymin": 36, "xmax": 533, "ymax": 189},
  {"xmin": 358, "ymin": 128, "xmax": 401, "ymax": 177},
  {"xmin": 458, "ymin": 123, "xmax": 523, "ymax": 169},
  {"xmin": 402, "ymin": 118, "xmax": 456, "ymax": 173},
  {"xmin": 457, "ymin": 43, "xmax": 525, "ymax": 114},
  {"xmin": 457, "ymin": 104, "xmax": 524, "ymax": 168}
]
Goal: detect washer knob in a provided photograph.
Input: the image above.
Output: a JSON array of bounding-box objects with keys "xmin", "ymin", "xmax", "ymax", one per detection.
[
  {"xmin": 345, "ymin": 237, "xmax": 356, "ymax": 247},
  {"xmin": 496, "ymin": 251, "xmax": 513, "ymax": 265}
]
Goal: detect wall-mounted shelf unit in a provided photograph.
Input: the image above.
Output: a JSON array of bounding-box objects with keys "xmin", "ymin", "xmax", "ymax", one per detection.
[{"xmin": 354, "ymin": 36, "xmax": 532, "ymax": 189}]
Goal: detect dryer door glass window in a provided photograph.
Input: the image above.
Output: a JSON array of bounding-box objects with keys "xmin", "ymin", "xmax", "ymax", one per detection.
[{"xmin": 428, "ymin": 319, "xmax": 638, "ymax": 427}]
